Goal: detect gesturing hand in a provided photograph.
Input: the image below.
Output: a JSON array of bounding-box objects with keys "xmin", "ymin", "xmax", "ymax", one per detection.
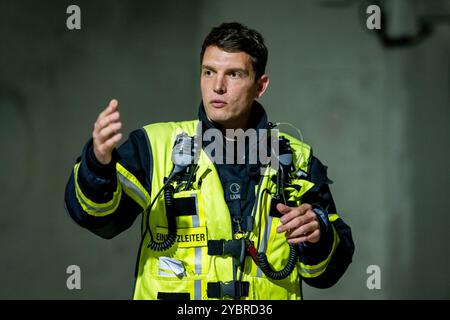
[
  {"xmin": 92, "ymin": 99, "xmax": 123, "ymax": 165},
  {"xmin": 276, "ymin": 203, "xmax": 321, "ymax": 244}
]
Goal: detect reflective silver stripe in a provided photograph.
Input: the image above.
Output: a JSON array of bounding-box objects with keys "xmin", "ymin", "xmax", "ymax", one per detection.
[
  {"xmin": 264, "ymin": 216, "xmax": 273, "ymax": 252},
  {"xmin": 300, "ymin": 226, "xmax": 340, "ymax": 277},
  {"xmin": 191, "ymin": 194, "xmax": 202, "ymax": 298},
  {"xmin": 257, "ymin": 215, "xmax": 273, "ymax": 278},
  {"xmin": 300, "ymin": 263, "xmax": 328, "ymax": 275},
  {"xmin": 76, "ymin": 187, "xmax": 121, "ymax": 214},
  {"xmin": 74, "ymin": 163, "xmax": 121, "ymax": 216},
  {"xmin": 195, "ymin": 247, "xmax": 202, "ymax": 274},
  {"xmin": 192, "ymin": 216, "xmax": 199, "ymax": 228},
  {"xmin": 192, "ymin": 194, "xmax": 200, "ymax": 227},
  {"xmin": 191, "ymin": 205, "xmax": 202, "ymax": 275},
  {"xmin": 257, "ymin": 267, "xmax": 262, "ymax": 278},
  {"xmin": 194, "ymin": 280, "xmax": 202, "ymax": 300},
  {"xmin": 118, "ymin": 172, "xmax": 147, "ymax": 205},
  {"xmin": 192, "ymin": 215, "xmax": 200, "ymax": 228}
]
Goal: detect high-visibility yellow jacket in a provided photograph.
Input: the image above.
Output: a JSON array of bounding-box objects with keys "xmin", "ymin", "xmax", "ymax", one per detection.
[
  {"xmin": 65, "ymin": 109, "xmax": 354, "ymax": 299},
  {"xmin": 133, "ymin": 120, "xmax": 342, "ymax": 300}
]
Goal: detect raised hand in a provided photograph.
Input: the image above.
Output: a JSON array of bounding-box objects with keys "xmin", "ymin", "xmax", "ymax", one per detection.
[{"xmin": 92, "ymin": 99, "xmax": 123, "ymax": 165}]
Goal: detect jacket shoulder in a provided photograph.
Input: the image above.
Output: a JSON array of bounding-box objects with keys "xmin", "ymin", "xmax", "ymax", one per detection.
[{"xmin": 279, "ymin": 131, "xmax": 312, "ymax": 173}]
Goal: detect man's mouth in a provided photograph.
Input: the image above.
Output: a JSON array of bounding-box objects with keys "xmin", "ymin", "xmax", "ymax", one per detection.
[{"xmin": 210, "ymin": 99, "xmax": 227, "ymax": 108}]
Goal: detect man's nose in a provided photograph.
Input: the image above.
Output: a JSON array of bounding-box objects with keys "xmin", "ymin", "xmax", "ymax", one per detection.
[{"xmin": 213, "ymin": 75, "xmax": 226, "ymax": 94}]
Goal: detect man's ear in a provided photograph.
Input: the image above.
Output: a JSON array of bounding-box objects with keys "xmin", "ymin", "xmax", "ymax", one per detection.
[{"xmin": 256, "ymin": 74, "xmax": 269, "ymax": 98}]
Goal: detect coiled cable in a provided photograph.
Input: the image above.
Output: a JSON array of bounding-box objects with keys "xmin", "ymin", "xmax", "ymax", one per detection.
[
  {"xmin": 147, "ymin": 183, "xmax": 177, "ymax": 251},
  {"xmin": 255, "ymin": 244, "xmax": 299, "ymax": 280}
]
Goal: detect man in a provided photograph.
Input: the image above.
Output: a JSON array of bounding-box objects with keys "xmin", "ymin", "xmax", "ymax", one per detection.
[{"xmin": 65, "ymin": 22, "xmax": 354, "ymax": 300}]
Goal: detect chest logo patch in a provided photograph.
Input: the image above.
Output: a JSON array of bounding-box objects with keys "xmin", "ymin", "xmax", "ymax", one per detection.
[{"xmin": 229, "ymin": 182, "xmax": 241, "ymax": 200}]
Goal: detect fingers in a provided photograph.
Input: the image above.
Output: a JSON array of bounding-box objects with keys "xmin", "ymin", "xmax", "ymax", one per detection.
[
  {"xmin": 286, "ymin": 229, "xmax": 321, "ymax": 244},
  {"xmin": 98, "ymin": 121, "xmax": 122, "ymax": 141},
  {"xmin": 102, "ymin": 132, "xmax": 123, "ymax": 151},
  {"xmin": 92, "ymin": 99, "xmax": 122, "ymax": 165},
  {"xmin": 96, "ymin": 111, "xmax": 121, "ymax": 131},
  {"xmin": 97, "ymin": 99, "xmax": 119, "ymax": 120},
  {"xmin": 95, "ymin": 132, "xmax": 122, "ymax": 155},
  {"xmin": 276, "ymin": 203, "xmax": 321, "ymax": 244},
  {"xmin": 277, "ymin": 211, "xmax": 314, "ymax": 233},
  {"xmin": 276, "ymin": 203, "xmax": 292, "ymax": 215},
  {"xmin": 278, "ymin": 203, "xmax": 311, "ymax": 224},
  {"xmin": 286, "ymin": 219, "xmax": 319, "ymax": 240},
  {"xmin": 94, "ymin": 112, "xmax": 122, "ymax": 143},
  {"xmin": 94, "ymin": 100, "xmax": 120, "ymax": 135}
]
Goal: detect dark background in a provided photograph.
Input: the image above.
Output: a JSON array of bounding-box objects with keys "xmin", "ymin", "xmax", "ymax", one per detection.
[{"xmin": 0, "ymin": 0, "xmax": 448, "ymax": 299}]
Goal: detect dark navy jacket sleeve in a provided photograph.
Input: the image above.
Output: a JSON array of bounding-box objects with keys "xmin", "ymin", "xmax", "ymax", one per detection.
[
  {"xmin": 64, "ymin": 129, "xmax": 152, "ymax": 239},
  {"xmin": 298, "ymin": 155, "xmax": 355, "ymax": 288}
]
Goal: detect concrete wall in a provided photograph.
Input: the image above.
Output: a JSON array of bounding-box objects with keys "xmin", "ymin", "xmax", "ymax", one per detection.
[{"xmin": 0, "ymin": 0, "xmax": 448, "ymax": 299}]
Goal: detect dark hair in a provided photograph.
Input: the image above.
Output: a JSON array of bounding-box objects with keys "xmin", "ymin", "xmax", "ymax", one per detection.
[{"xmin": 200, "ymin": 22, "xmax": 268, "ymax": 81}]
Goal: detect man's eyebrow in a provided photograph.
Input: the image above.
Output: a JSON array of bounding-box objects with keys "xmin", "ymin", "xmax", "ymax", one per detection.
[
  {"xmin": 201, "ymin": 64, "xmax": 216, "ymax": 71},
  {"xmin": 201, "ymin": 65, "xmax": 248, "ymax": 74},
  {"xmin": 226, "ymin": 68, "xmax": 248, "ymax": 75}
]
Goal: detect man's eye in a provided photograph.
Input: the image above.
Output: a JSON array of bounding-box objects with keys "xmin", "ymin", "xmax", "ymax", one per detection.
[
  {"xmin": 230, "ymin": 72, "xmax": 241, "ymax": 78},
  {"xmin": 203, "ymin": 70, "xmax": 213, "ymax": 77}
]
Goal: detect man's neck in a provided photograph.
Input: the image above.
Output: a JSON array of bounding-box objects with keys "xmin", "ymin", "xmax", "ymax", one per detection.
[
  {"xmin": 213, "ymin": 116, "xmax": 251, "ymax": 135},
  {"xmin": 212, "ymin": 106, "xmax": 252, "ymax": 133},
  {"xmin": 199, "ymin": 100, "xmax": 268, "ymax": 134}
]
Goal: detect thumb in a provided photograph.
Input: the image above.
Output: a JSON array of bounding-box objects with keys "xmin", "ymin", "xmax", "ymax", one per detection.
[{"xmin": 276, "ymin": 203, "xmax": 292, "ymax": 214}]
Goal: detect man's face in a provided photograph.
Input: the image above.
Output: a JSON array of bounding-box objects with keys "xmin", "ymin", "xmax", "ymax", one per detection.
[{"xmin": 200, "ymin": 46, "xmax": 268, "ymax": 130}]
